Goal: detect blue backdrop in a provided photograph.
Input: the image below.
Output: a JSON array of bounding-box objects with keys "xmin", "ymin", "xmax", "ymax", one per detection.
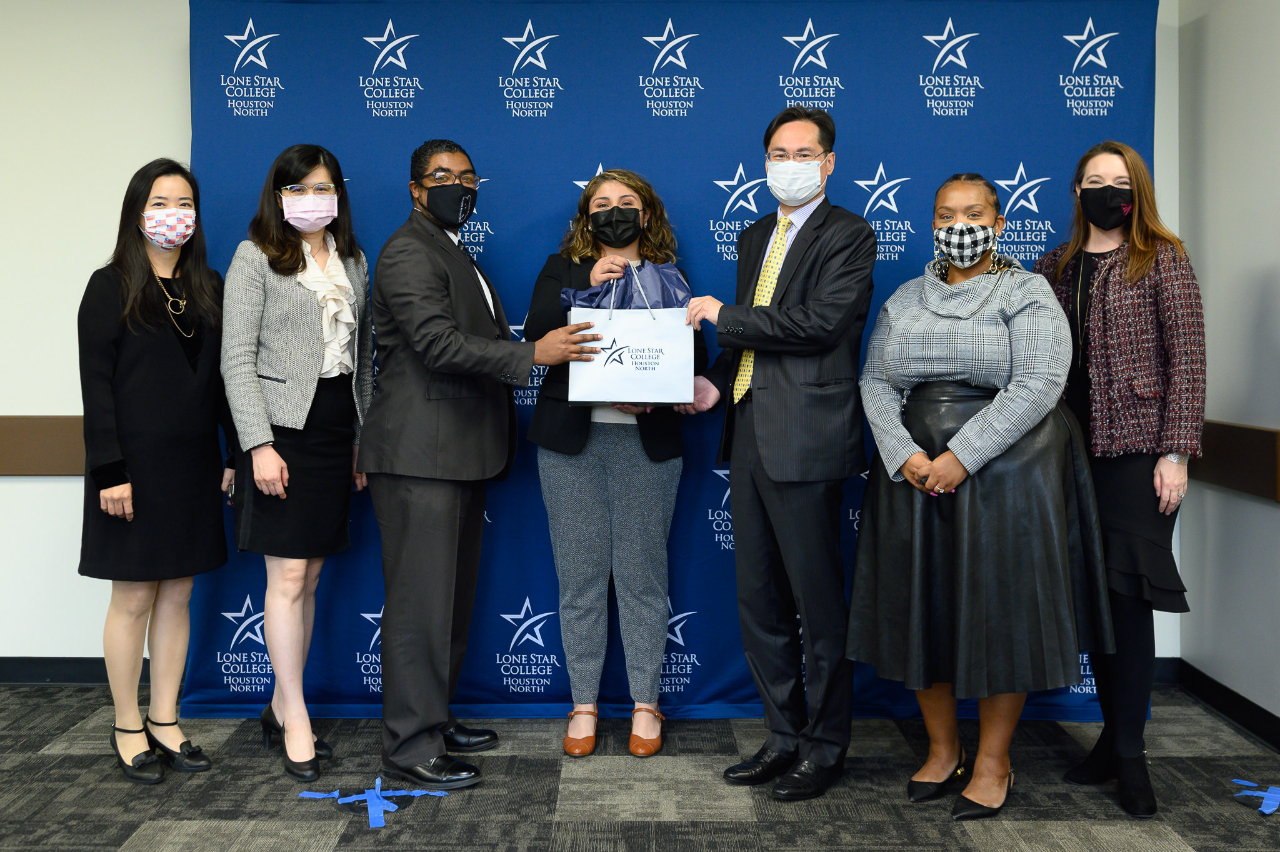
[{"xmin": 182, "ymin": 0, "xmax": 1156, "ymax": 720}]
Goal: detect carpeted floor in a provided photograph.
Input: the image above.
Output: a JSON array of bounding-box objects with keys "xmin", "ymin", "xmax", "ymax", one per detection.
[{"xmin": 1, "ymin": 685, "xmax": 1277, "ymax": 851}]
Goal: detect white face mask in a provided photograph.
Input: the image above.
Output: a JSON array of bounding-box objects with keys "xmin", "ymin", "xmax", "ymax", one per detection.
[{"xmin": 766, "ymin": 157, "xmax": 826, "ymax": 207}]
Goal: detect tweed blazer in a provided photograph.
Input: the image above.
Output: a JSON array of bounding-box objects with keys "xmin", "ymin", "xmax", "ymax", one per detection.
[
  {"xmin": 221, "ymin": 239, "xmax": 373, "ymax": 450},
  {"xmin": 1034, "ymin": 241, "xmax": 1205, "ymax": 457}
]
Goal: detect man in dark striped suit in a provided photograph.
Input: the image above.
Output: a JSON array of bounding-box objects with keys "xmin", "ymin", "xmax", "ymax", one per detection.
[{"xmin": 682, "ymin": 107, "xmax": 877, "ymax": 801}]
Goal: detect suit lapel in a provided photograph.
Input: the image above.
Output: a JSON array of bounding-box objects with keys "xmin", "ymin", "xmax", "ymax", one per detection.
[
  {"xmin": 769, "ymin": 199, "xmax": 830, "ymax": 306},
  {"xmin": 414, "ymin": 211, "xmax": 501, "ymax": 333}
]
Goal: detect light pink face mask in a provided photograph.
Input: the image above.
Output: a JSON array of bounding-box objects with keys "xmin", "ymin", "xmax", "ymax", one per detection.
[
  {"xmin": 140, "ymin": 208, "xmax": 197, "ymax": 251},
  {"xmin": 282, "ymin": 195, "xmax": 338, "ymax": 233}
]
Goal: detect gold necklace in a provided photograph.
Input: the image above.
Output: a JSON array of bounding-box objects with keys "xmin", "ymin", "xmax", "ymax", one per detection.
[{"xmin": 152, "ymin": 270, "xmax": 194, "ymax": 338}]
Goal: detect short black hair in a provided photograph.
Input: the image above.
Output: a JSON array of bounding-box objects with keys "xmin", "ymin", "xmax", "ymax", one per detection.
[
  {"xmin": 410, "ymin": 139, "xmax": 472, "ymax": 182},
  {"xmin": 762, "ymin": 107, "xmax": 835, "ymax": 153},
  {"xmin": 934, "ymin": 173, "xmax": 1002, "ymax": 214}
]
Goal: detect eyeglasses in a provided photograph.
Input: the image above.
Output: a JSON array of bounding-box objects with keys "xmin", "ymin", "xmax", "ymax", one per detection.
[
  {"xmin": 419, "ymin": 170, "xmax": 481, "ymax": 188},
  {"xmin": 765, "ymin": 151, "xmax": 829, "ymax": 164},
  {"xmin": 279, "ymin": 183, "xmax": 339, "ymax": 197}
]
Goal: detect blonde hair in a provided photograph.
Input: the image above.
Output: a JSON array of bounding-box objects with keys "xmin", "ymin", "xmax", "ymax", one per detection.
[{"xmin": 560, "ymin": 169, "xmax": 677, "ymax": 264}]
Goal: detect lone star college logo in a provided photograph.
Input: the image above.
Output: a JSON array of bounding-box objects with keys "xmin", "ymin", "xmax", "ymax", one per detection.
[
  {"xmin": 855, "ymin": 163, "xmax": 910, "ymax": 217},
  {"xmin": 784, "ymin": 19, "xmax": 839, "ymax": 74},
  {"xmin": 222, "ymin": 595, "xmax": 266, "ymax": 649},
  {"xmin": 714, "ymin": 164, "xmax": 768, "ymax": 219},
  {"xmin": 1065, "ymin": 18, "xmax": 1119, "ymax": 72},
  {"xmin": 225, "ymin": 19, "xmax": 279, "ymax": 72},
  {"xmin": 364, "ymin": 20, "xmax": 418, "ymax": 74},
  {"xmin": 599, "ymin": 338, "xmax": 630, "ymax": 367},
  {"xmin": 644, "ymin": 19, "xmax": 698, "ymax": 73},
  {"xmin": 361, "ymin": 606, "xmax": 383, "ymax": 651},
  {"xmin": 714, "ymin": 469, "xmax": 731, "ymax": 508},
  {"xmin": 923, "ymin": 18, "xmax": 979, "ymax": 73},
  {"xmin": 501, "ymin": 598, "xmax": 556, "ymax": 652},
  {"xmin": 504, "ymin": 20, "xmax": 558, "ymax": 73},
  {"xmin": 574, "ymin": 163, "xmax": 605, "ymax": 191},
  {"xmin": 666, "ymin": 598, "xmax": 697, "ymax": 646},
  {"xmin": 995, "ymin": 163, "xmax": 1051, "ymax": 215}
]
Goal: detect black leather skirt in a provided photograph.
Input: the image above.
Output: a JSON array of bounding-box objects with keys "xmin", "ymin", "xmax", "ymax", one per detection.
[{"xmin": 846, "ymin": 382, "xmax": 1115, "ymax": 699}]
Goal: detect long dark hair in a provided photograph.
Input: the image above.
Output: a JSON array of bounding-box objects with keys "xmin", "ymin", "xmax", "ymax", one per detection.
[
  {"xmin": 111, "ymin": 158, "xmax": 220, "ymax": 329},
  {"xmin": 248, "ymin": 144, "xmax": 360, "ymax": 275}
]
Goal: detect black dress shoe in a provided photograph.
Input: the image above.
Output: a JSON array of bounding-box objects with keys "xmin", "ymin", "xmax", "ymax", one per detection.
[
  {"xmin": 1064, "ymin": 729, "xmax": 1117, "ymax": 785},
  {"xmin": 907, "ymin": 748, "xmax": 966, "ymax": 802},
  {"xmin": 1115, "ymin": 754, "xmax": 1158, "ymax": 818},
  {"xmin": 951, "ymin": 771, "xmax": 1013, "ymax": 820},
  {"xmin": 144, "ymin": 717, "xmax": 211, "ymax": 773},
  {"xmin": 281, "ymin": 725, "xmax": 320, "ymax": 782},
  {"xmin": 110, "ymin": 726, "xmax": 164, "ymax": 785},
  {"xmin": 723, "ymin": 746, "xmax": 797, "ymax": 786},
  {"xmin": 382, "ymin": 755, "xmax": 483, "ymax": 790},
  {"xmin": 443, "ymin": 722, "xmax": 499, "ymax": 753},
  {"xmin": 771, "ymin": 760, "xmax": 842, "ymax": 801},
  {"xmin": 260, "ymin": 705, "xmax": 332, "ymax": 760}
]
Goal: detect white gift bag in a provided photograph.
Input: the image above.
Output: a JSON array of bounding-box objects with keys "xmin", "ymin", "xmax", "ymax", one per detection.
[{"xmin": 567, "ymin": 306, "xmax": 695, "ymax": 404}]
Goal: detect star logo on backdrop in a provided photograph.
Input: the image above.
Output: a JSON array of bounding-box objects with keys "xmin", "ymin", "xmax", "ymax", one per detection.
[
  {"xmin": 666, "ymin": 598, "xmax": 697, "ymax": 646},
  {"xmin": 361, "ymin": 606, "xmax": 383, "ymax": 651},
  {"xmin": 713, "ymin": 164, "xmax": 768, "ymax": 219},
  {"xmin": 783, "ymin": 19, "xmax": 839, "ymax": 74},
  {"xmin": 501, "ymin": 598, "xmax": 557, "ymax": 652},
  {"xmin": 1064, "ymin": 18, "xmax": 1120, "ymax": 73},
  {"xmin": 995, "ymin": 163, "xmax": 1052, "ymax": 215},
  {"xmin": 225, "ymin": 19, "xmax": 280, "ymax": 72},
  {"xmin": 364, "ymin": 20, "xmax": 418, "ymax": 75},
  {"xmin": 923, "ymin": 18, "xmax": 979, "ymax": 74},
  {"xmin": 714, "ymin": 469, "xmax": 731, "ymax": 508},
  {"xmin": 854, "ymin": 163, "xmax": 911, "ymax": 218},
  {"xmin": 504, "ymin": 20, "xmax": 559, "ymax": 74},
  {"xmin": 222, "ymin": 595, "xmax": 266, "ymax": 649},
  {"xmin": 644, "ymin": 19, "xmax": 699, "ymax": 74},
  {"xmin": 509, "ymin": 311, "xmax": 528, "ymax": 342},
  {"xmin": 573, "ymin": 163, "xmax": 605, "ymax": 190}
]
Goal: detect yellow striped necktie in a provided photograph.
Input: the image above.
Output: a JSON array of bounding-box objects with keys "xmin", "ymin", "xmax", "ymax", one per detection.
[{"xmin": 732, "ymin": 215, "xmax": 792, "ymax": 403}]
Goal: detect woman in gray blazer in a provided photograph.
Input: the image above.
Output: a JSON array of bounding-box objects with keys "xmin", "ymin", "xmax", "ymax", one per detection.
[{"xmin": 221, "ymin": 144, "xmax": 373, "ymax": 782}]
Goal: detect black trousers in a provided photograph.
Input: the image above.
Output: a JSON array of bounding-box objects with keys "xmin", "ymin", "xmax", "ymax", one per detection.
[
  {"xmin": 729, "ymin": 400, "xmax": 853, "ymax": 768},
  {"xmin": 367, "ymin": 473, "xmax": 486, "ymax": 766}
]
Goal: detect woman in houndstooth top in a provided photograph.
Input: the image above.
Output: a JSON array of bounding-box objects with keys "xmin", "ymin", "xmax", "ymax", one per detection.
[{"xmin": 846, "ymin": 175, "xmax": 1113, "ymax": 820}]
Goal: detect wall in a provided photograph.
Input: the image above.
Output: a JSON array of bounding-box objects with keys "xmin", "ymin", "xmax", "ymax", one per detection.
[
  {"xmin": 0, "ymin": 0, "xmax": 1189, "ymax": 661},
  {"xmin": 1177, "ymin": 0, "xmax": 1280, "ymax": 715}
]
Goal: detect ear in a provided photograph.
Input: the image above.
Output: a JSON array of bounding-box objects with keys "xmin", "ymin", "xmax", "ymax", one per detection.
[
  {"xmin": 824, "ymin": 151, "xmax": 835, "ymax": 176},
  {"xmin": 994, "ymin": 213, "xmax": 1007, "ymax": 236}
]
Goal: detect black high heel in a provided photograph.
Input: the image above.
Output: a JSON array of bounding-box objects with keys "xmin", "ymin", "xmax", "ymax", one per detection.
[
  {"xmin": 1064, "ymin": 729, "xmax": 1117, "ymax": 785},
  {"xmin": 1115, "ymin": 753, "xmax": 1158, "ymax": 818},
  {"xmin": 951, "ymin": 771, "xmax": 1013, "ymax": 821},
  {"xmin": 280, "ymin": 724, "xmax": 320, "ymax": 782},
  {"xmin": 260, "ymin": 705, "xmax": 332, "ymax": 759},
  {"xmin": 144, "ymin": 716, "xmax": 211, "ymax": 772},
  {"xmin": 907, "ymin": 747, "xmax": 966, "ymax": 802},
  {"xmin": 110, "ymin": 725, "xmax": 163, "ymax": 785}
]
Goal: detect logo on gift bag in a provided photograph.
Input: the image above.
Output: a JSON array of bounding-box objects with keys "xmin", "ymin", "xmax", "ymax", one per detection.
[
  {"xmin": 219, "ymin": 19, "xmax": 284, "ymax": 117},
  {"xmin": 217, "ymin": 595, "xmax": 273, "ymax": 692},
  {"xmin": 600, "ymin": 338, "xmax": 632, "ymax": 367},
  {"xmin": 494, "ymin": 597, "xmax": 561, "ymax": 693},
  {"xmin": 1059, "ymin": 18, "xmax": 1124, "ymax": 116},
  {"xmin": 994, "ymin": 163, "xmax": 1056, "ymax": 264},
  {"xmin": 919, "ymin": 18, "xmax": 983, "ymax": 116}
]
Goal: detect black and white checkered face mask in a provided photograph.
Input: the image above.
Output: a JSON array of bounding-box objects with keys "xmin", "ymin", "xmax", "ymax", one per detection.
[{"xmin": 932, "ymin": 224, "xmax": 997, "ymax": 269}]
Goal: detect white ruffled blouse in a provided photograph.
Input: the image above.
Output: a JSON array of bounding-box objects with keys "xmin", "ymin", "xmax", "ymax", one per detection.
[{"xmin": 299, "ymin": 233, "xmax": 355, "ymax": 378}]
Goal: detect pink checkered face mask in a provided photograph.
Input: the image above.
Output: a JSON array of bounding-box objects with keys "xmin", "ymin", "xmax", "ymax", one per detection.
[{"xmin": 140, "ymin": 208, "xmax": 197, "ymax": 251}]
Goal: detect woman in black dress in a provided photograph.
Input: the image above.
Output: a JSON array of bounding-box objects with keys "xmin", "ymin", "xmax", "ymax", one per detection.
[
  {"xmin": 78, "ymin": 158, "xmax": 234, "ymax": 784},
  {"xmin": 1034, "ymin": 141, "xmax": 1205, "ymax": 817},
  {"xmin": 222, "ymin": 145, "xmax": 373, "ymax": 781}
]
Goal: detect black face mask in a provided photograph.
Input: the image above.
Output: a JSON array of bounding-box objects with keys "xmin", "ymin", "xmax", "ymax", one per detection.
[
  {"xmin": 589, "ymin": 206, "xmax": 643, "ymax": 248},
  {"xmin": 1078, "ymin": 185, "xmax": 1133, "ymax": 232},
  {"xmin": 419, "ymin": 182, "xmax": 477, "ymax": 229}
]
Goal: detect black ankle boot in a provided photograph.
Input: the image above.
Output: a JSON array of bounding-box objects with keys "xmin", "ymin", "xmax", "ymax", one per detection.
[
  {"xmin": 1064, "ymin": 729, "xmax": 1117, "ymax": 785},
  {"xmin": 1115, "ymin": 753, "xmax": 1158, "ymax": 818}
]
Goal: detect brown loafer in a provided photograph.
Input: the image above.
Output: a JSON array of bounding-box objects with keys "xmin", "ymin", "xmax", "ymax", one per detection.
[
  {"xmin": 563, "ymin": 708, "xmax": 597, "ymax": 757},
  {"xmin": 629, "ymin": 707, "xmax": 664, "ymax": 757}
]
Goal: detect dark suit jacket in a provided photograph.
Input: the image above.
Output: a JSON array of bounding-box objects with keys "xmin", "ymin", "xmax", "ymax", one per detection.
[
  {"xmin": 523, "ymin": 254, "xmax": 709, "ymax": 462},
  {"xmin": 703, "ymin": 198, "xmax": 877, "ymax": 482},
  {"xmin": 358, "ymin": 210, "xmax": 535, "ymax": 481}
]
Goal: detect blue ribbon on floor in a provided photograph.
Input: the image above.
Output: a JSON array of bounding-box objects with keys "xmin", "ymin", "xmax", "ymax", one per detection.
[
  {"xmin": 1233, "ymin": 780, "xmax": 1280, "ymax": 815},
  {"xmin": 300, "ymin": 776, "xmax": 448, "ymax": 827}
]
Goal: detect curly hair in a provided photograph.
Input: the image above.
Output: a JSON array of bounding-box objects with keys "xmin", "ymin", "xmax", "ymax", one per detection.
[{"xmin": 560, "ymin": 169, "xmax": 677, "ymax": 264}]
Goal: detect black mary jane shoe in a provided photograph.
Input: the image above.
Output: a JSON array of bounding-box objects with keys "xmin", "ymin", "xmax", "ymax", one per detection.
[
  {"xmin": 1064, "ymin": 730, "xmax": 1118, "ymax": 785},
  {"xmin": 144, "ymin": 716, "xmax": 211, "ymax": 773},
  {"xmin": 260, "ymin": 704, "xmax": 332, "ymax": 760},
  {"xmin": 951, "ymin": 771, "xmax": 1013, "ymax": 821},
  {"xmin": 1115, "ymin": 753, "xmax": 1158, "ymax": 818},
  {"xmin": 723, "ymin": 746, "xmax": 797, "ymax": 786},
  {"xmin": 907, "ymin": 748, "xmax": 966, "ymax": 802},
  {"xmin": 442, "ymin": 722, "xmax": 499, "ymax": 753},
  {"xmin": 280, "ymin": 726, "xmax": 320, "ymax": 782},
  {"xmin": 110, "ymin": 725, "xmax": 164, "ymax": 785}
]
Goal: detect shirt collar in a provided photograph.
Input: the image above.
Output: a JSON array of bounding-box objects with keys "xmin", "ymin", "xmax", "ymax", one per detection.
[{"xmin": 776, "ymin": 193, "xmax": 825, "ymax": 231}]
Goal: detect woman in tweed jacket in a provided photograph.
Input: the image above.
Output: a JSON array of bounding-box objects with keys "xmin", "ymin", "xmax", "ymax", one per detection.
[
  {"xmin": 222, "ymin": 144, "xmax": 372, "ymax": 782},
  {"xmin": 848, "ymin": 175, "xmax": 1112, "ymax": 821},
  {"xmin": 1034, "ymin": 140, "xmax": 1206, "ymax": 818}
]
